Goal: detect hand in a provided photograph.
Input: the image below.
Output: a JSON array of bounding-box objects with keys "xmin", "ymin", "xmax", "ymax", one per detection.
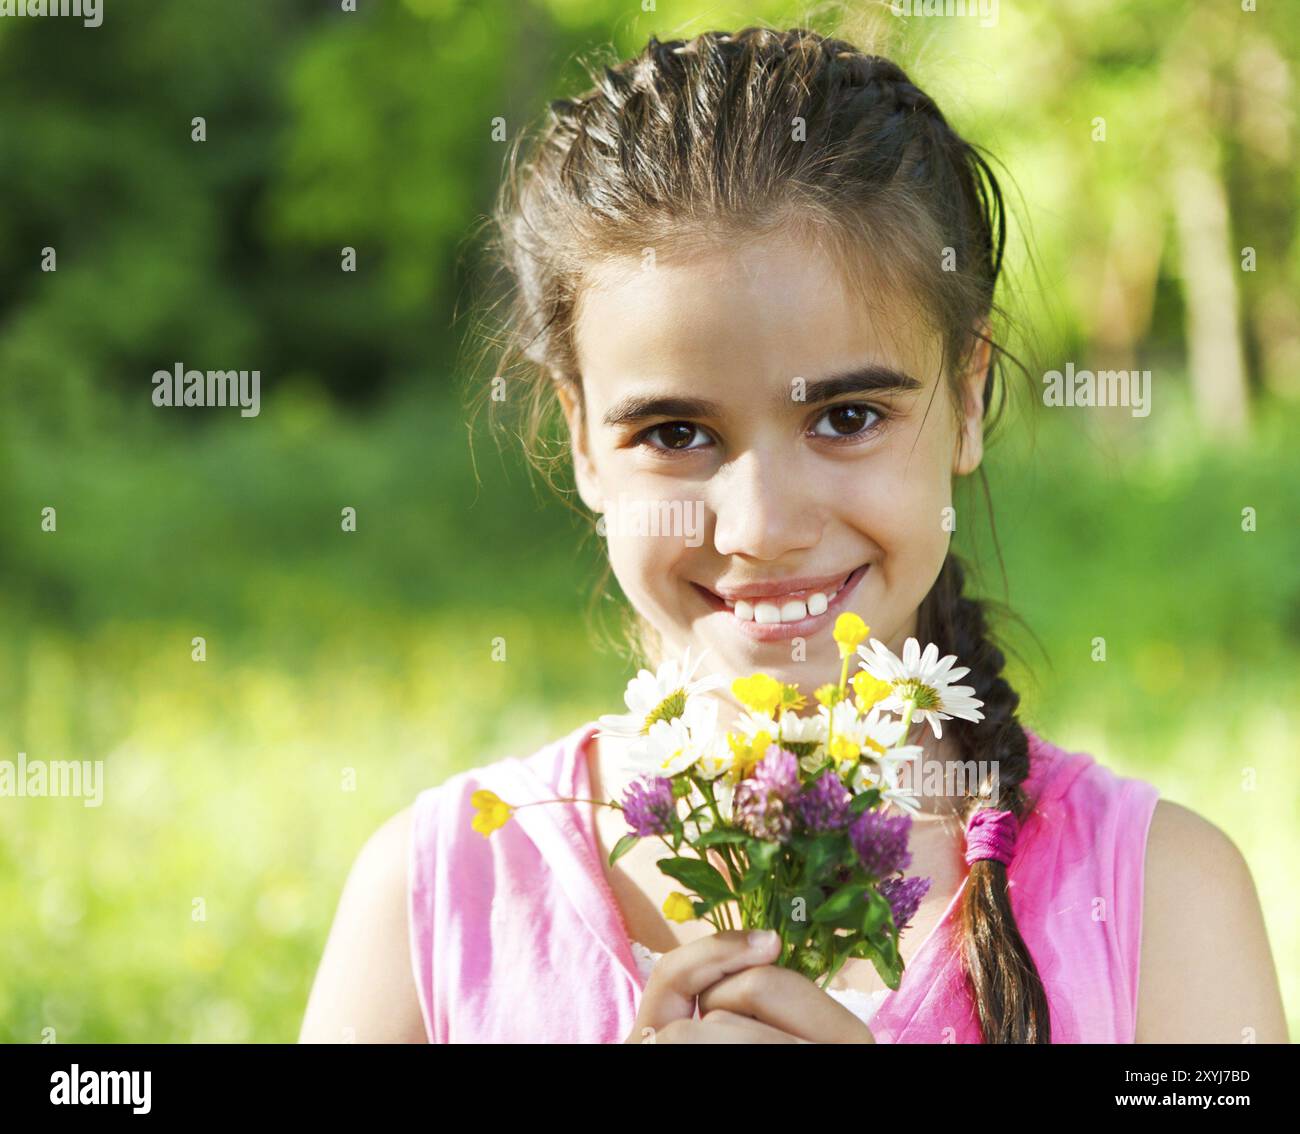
[
  {"xmin": 626, "ymin": 928, "xmax": 793, "ymax": 1044},
  {"xmin": 625, "ymin": 929, "xmax": 874, "ymax": 1044},
  {"xmin": 698, "ymin": 958, "xmax": 877, "ymax": 1044}
]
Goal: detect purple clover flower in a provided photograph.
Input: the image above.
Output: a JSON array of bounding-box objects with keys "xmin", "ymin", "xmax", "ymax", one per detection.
[
  {"xmin": 793, "ymin": 769, "xmax": 852, "ymax": 834},
  {"xmin": 849, "ymin": 809, "xmax": 913, "ymax": 878},
  {"xmin": 621, "ymin": 775, "xmax": 676, "ymax": 837},
  {"xmin": 733, "ymin": 746, "xmax": 800, "ymax": 843},
  {"xmin": 879, "ymin": 875, "xmax": 932, "ymax": 930}
]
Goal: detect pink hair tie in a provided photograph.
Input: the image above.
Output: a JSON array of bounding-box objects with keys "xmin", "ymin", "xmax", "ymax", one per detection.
[{"xmin": 965, "ymin": 807, "xmax": 1019, "ymax": 867}]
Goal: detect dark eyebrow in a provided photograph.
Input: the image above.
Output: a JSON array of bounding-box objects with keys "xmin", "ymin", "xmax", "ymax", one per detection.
[{"xmin": 600, "ymin": 364, "xmax": 922, "ymax": 427}]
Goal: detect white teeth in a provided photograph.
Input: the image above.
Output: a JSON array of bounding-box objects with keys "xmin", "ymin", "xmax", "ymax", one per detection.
[
  {"xmin": 731, "ymin": 597, "xmax": 817, "ymax": 624},
  {"xmin": 721, "ymin": 570, "xmax": 859, "ymax": 624}
]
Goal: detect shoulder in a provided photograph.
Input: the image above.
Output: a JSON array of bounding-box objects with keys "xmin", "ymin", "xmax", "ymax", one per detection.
[
  {"xmin": 1141, "ymin": 800, "xmax": 1257, "ymax": 942},
  {"xmin": 1140, "ymin": 800, "xmax": 1247, "ymax": 940},
  {"xmin": 336, "ymin": 804, "xmax": 417, "ymax": 922},
  {"xmin": 1135, "ymin": 799, "xmax": 1288, "ymax": 1042},
  {"xmin": 298, "ymin": 805, "xmax": 426, "ymax": 1043},
  {"xmin": 355, "ymin": 803, "xmax": 416, "ymax": 887},
  {"xmin": 1145, "ymin": 798, "xmax": 1240, "ymax": 871}
]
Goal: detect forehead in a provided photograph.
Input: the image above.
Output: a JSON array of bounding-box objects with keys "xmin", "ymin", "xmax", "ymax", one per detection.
[{"xmin": 571, "ymin": 228, "xmax": 942, "ymax": 405}]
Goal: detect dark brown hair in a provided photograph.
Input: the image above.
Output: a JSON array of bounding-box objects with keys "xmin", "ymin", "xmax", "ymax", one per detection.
[{"xmin": 471, "ymin": 25, "xmax": 1049, "ymax": 1043}]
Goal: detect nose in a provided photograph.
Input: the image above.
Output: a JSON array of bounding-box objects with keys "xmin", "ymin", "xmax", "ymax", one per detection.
[{"xmin": 709, "ymin": 448, "xmax": 824, "ymax": 561}]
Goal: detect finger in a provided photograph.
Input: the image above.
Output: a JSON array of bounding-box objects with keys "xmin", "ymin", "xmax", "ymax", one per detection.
[
  {"xmin": 700, "ymin": 1008, "xmax": 808, "ymax": 1044},
  {"xmin": 632, "ymin": 929, "xmax": 782, "ymax": 1034},
  {"xmin": 652, "ymin": 1009, "xmax": 804, "ymax": 1044},
  {"xmin": 697, "ymin": 964, "xmax": 875, "ymax": 1043}
]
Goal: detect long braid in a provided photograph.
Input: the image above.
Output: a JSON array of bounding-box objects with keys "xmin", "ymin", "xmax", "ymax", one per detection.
[{"xmin": 919, "ymin": 555, "xmax": 1051, "ymax": 1043}]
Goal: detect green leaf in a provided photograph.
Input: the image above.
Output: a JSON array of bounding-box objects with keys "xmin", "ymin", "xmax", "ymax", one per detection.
[
  {"xmin": 695, "ymin": 828, "xmax": 749, "ymax": 848},
  {"xmin": 800, "ymin": 835, "xmax": 839, "ymax": 880},
  {"xmin": 607, "ymin": 833, "xmax": 640, "ymax": 867},
  {"xmin": 849, "ymin": 936, "xmax": 880, "ymax": 962},
  {"xmin": 657, "ymin": 856, "xmax": 734, "ymax": 902},
  {"xmin": 811, "ymin": 881, "xmax": 870, "ymax": 923},
  {"xmin": 861, "ymin": 890, "xmax": 891, "ymax": 935},
  {"xmin": 850, "ymin": 788, "xmax": 881, "ymax": 815},
  {"xmin": 870, "ymin": 934, "xmax": 903, "ymax": 990}
]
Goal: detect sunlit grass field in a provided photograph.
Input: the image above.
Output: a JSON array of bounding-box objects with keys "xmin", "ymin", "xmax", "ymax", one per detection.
[{"xmin": 1, "ymin": 384, "xmax": 1295, "ymax": 1041}]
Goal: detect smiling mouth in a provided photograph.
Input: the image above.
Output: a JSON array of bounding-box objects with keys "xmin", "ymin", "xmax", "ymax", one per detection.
[{"xmin": 692, "ymin": 564, "xmax": 869, "ymax": 625}]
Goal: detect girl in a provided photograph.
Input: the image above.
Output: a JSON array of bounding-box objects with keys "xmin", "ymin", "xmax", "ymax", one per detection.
[{"xmin": 299, "ymin": 27, "xmax": 1287, "ymax": 1044}]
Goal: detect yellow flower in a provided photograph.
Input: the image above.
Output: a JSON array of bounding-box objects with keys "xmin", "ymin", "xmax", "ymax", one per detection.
[
  {"xmin": 663, "ymin": 892, "xmax": 697, "ymax": 923},
  {"xmin": 778, "ymin": 683, "xmax": 807, "ymax": 713},
  {"xmin": 833, "ymin": 613, "xmax": 870, "ymax": 659},
  {"xmin": 727, "ymin": 729, "xmax": 772, "ymax": 777},
  {"xmin": 828, "ymin": 735, "xmax": 861, "ymax": 765},
  {"xmin": 813, "ymin": 683, "xmax": 843, "ymax": 708},
  {"xmin": 732, "ymin": 673, "xmax": 783, "ymax": 717},
  {"xmin": 470, "ymin": 789, "xmax": 513, "ymax": 836},
  {"xmin": 852, "ymin": 671, "xmax": 893, "ymax": 714}
]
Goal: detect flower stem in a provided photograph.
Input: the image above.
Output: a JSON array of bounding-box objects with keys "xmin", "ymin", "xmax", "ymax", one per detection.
[
  {"xmin": 511, "ymin": 796, "xmax": 621, "ymax": 812},
  {"xmin": 895, "ymin": 699, "xmax": 917, "ymax": 750},
  {"xmin": 698, "ymin": 777, "xmax": 748, "ymax": 930}
]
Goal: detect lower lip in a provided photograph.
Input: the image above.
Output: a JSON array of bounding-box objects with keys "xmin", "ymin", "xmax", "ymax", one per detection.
[{"xmin": 692, "ymin": 564, "xmax": 871, "ymax": 643}]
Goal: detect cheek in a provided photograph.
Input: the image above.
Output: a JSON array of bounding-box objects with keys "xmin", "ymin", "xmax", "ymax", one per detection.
[
  {"xmin": 604, "ymin": 531, "xmax": 692, "ymax": 611},
  {"xmin": 835, "ymin": 443, "xmax": 954, "ymax": 572}
]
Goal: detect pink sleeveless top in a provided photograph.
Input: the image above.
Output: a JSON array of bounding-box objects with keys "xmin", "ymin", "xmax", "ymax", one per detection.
[{"xmin": 408, "ymin": 720, "xmax": 1160, "ymax": 1043}]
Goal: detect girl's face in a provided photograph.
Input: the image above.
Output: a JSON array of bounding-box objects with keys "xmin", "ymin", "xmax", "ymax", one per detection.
[{"xmin": 560, "ymin": 229, "xmax": 988, "ymax": 696}]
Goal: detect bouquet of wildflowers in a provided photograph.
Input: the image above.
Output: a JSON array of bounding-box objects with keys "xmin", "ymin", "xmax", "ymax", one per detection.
[{"xmin": 473, "ymin": 613, "xmax": 984, "ymax": 990}]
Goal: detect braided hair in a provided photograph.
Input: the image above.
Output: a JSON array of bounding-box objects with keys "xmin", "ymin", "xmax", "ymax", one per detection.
[
  {"xmin": 918, "ymin": 556, "xmax": 1050, "ymax": 1042},
  {"xmin": 474, "ymin": 26, "xmax": 1048, "ymax": 1041}
]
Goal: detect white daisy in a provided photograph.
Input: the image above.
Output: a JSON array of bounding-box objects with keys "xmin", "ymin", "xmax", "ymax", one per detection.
[
  {"xmin": 850, "ymin": 743, "xmax": 925, "ymax": 814},
  {"xmin": 692, "ymin": 728, "xmax": 736, "ymax": 781},
  {"xmin": 852, "ymin": 743, "xmax": 925, "ymax": 816},
  {"xmin": 631, "ymin": 695, "xmax": 720, "ymax": 777},
  {"xmin": 817, "ymin": 701, "xmax": 907, "ymax": 758},
  {"xmin": 731, "ymin": 708, "xmax": 780, "ymax": 742},
  {"xmin": 777, "ymin": 710, "xmax": 827, "ymax": 747},
  {"xmin": 771, "ymin": 710, "xmax": 829, "ymax": 773},
  {"xmin": 596, "ymin": 645, "xmax": 727, "ymax": 740},
  {"xmin": 855, "ymin": 637, "xmax": 985, "ymax": 740}
]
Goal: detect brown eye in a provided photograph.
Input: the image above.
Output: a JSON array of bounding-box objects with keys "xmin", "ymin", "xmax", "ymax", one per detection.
[
  {"xmin": 641, "ymin": 421, "xmax": 710, "ymax": 452},
  {"xmin": 813, "ymin": 403, "xmax": 881, "ymax": 439}
]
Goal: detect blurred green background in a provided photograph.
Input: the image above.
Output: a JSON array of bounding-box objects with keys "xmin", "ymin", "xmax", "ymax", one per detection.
[{"xmin": 0, "ymin": 0, "xmax": 1295, "ymax": 1041}]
